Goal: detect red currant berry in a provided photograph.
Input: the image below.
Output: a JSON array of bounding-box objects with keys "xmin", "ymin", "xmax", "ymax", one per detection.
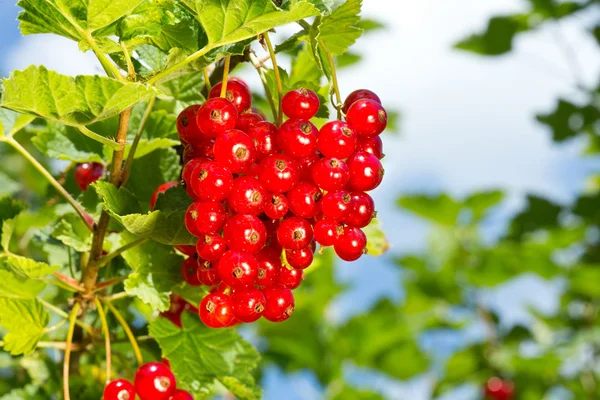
[
  {"xmin": 196, "ymin": 139, "xmax": 216, "ymax": 159},
  {"xmin": 182, "ymin": 158, "xmax": 204, "ymax": 185},
  {"xmin": 317, "ymin": 121, "xmax": 357, "ymax": 159},
  {"xmin": 217, "ymin": 250, "xmax": 258, "ymax": 289},
  {"xmin": 223, "ymin": 214, "xmax": 267, "ymax": 254},
  {"xmin": 262, "ymin": 286, "xmax": 295, "ymax": 322},
  {"xmin": 236, "ymin": 111, "xmax": 264, "ymax": 133},
  {"xmin": 190, "ymin": 161, "xmax": 233, "ymax": 202},
  {"xmin": 278, "ymin": 267, "xmax": 304, "ymax": 289},
  {"xmin": 355, "ymin": 136, "xmax": 384, "ymax": 159},
  {"xmin": 346, "ymin": 99, "xmax": 387, "ymax": 139},
  {"xmin": 134, "ymin": 362, "xmax": 176, "ymax": 400},
  {"xmin": 213, "ymin": 129, "xmax": 257, "ymax": 173},
  {"xmin": 185, "ymin": 201, "xmax": 227, "ymax": 236},
  {"xmin": 264, "ymin": 193, "xmax": 289, "ymax": 220},
  {"xmin": 169, "ymin": 389, "xmax": 194, "ymax": 400},
  {"xmin": 209, "ymin": 78, "xmax": 252, "ymax": 114},
  {"xmin": 150, "ymin": 182, "xmax": 178, "ymax": 211},
  {"xmin": 255, "ymin": 247, "xmax": 281, "ymax": 288},
  {"xmin": 210, "ymin": 281, "xmax": 233, "ymax": 296},
  {"xmin": 285, "ymin": 247, "xmax": 313, "ymax": 270},
  {"xmin": 334, "ymin": 227, "xmax": 367, "ymax": 262},
  {"xmin": 196, "ymin": 98, "xmax": 238, "ymax": 138},
  {"xmin": 282, "ymin": 88, "xmax": 320, "ymax": 120},
  {"xmin": 287, "ymin": 181, "xmax": 322, "ymax": 218},
  {"xmin": 103, "ymin": 379, "xmax": 135, "ymax": 400},
  {"xmin": 175, "ymin": 244, "xmax": 197, "ymax": 256},
  {"xmin": 232, "ymin": 287, "xmax": 266, "ymax": 323},
  {"xmin": 228, "ymin": 176, "xmax": 267, "ymax": 215},
  {"xmin": 314, "ymin": 219, "xmax": 343, "ymax": 246},
  {"xmin": 177, "ymin": 104, "xmax": 204, "ymax": 146},
  {"xmin": 183, "ymin": 144, "xmax": 203, "ymax": 164},
  {"xmin": 277, "ymin": 119, "xmax": 318, "ymax": 159},
  {"xmin": 297, "ymin": 153, "xmax": 320, "ymax": 182},
  {"xmin": 181, "ymin": 256, "xmax": 202, "ymax": 286},
  {"xmin": 346, "ymin": 151, "xmax": 384, "ymax": 191},
  {"xmin": 197, "ymin": 259, "xmax": 221, "ymax": 286},
  {"xmin": 258, "ymin": 154, "xmax": 300, "ymax": 193},
  {"xmin": 311, "ymin": 157, "xmax": 350, "ymax": 191},
  {"xmin": 196, "ymin": 233, "xmax": 227, "ymax": 261},
  {"xmin": 74, "ymin": 162, "xmax": 103, "ymax": 191},
  {"xmin": 342, "ymin": 89, "xmax": 382, "ymax": 114},
  {"xmin": 345, "ymin": 192, "xmax": 376, "ymax": 228},
  {"xmin": 485, "ymin": 377, "xmax": 514, "ymax": 400},
  {"xmin": 247, "ymin": 121, "xmax": 278, "ymax": 159},
  {"xmin": 199, "ymin": 292, "xmax": 236, "ymax": 328},
  {"xmin": 277, "ymin": 217, "xmax": 313, "ymax": 250},
  {"xmin": 321, "ymin": 190, "xmax": 352, "ymax": 221}
]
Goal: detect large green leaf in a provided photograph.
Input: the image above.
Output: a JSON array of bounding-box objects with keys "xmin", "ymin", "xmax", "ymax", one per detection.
[
  {"xmin": 398, "ymin": 194, "xmax": 462, "ymax": 226},
  {"xmin": 3, "ymin": 255, "xmax": 57, "ymax": 278},
  {"xmin": 32, "ymin": 123, "xmax": 105, "ymax": 163},
  {"xmin": 311, "ymin": 0, "xmax": 362, "ymax": 56},
  {"xmin": 0, "ymin": 109, "xmax": 36, "ymax": 138},
  {"xmin": 124, "ymin": 148, "xmax": 181, "ymax": 205},
  {"xmin": 51, "ymin": 214, "xmax": 93, "ymax": 252},
  {"xmin": 0, "ymin": 268, "xmax": 46, "ymax": 299},
  {"xmin": 454, "ymin": 15, "xmax": 529, "ymax": 56},
  {"xmin": 0, "ymin": 298, "xmax": 49, "ymax": 355},
  {"xmin": 149, "ymin": 313, "xmax": 261, "ymax": 399}
]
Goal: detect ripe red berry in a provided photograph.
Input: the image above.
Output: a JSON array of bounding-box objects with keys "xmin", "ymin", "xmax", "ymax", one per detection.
[
  {"xmin": 334, "ymin": 227, "xmax": 367, "ymax": 262},
  {"xmin": 346, "ymin": 99, "xmax": 387, "ymax": 139},
  {"xmin": 255, "ymin": 247, "xmax": 281, "ymax": 288},
  {"xmin": 103, "ymin": 379, "xmax": 135, "ymax": 400},
  {"xmin": 277, "ymin": 217, "xmax": 313, "ymax": 250},
  {"xmin": 134, "ymin": 362, "xmax": 176, "ymax": 400},
  {"xmin": 485, "ymin": 377, "xmax": 514, "ymax": 400},
  {"xmin": 196, "ymin": 139, "xmax": 216, "ymax": 159},
  {"xmin": 247, "ymin": 121, "xmax": 279, "ymax": 159},
  {"xmin": 262, "ymin": 286, "xmax": 295, "ymax": 322},
  {"xmin": 342, "ymin": 89, "xmax": 382, "ymax": 114},
  {"xmin": 297, "ymin": 153, "xmax": 320, "ymax": 182},
  {"xmin": 287, "ymin": 181, "xmax": 322, "ymax": 218},
  {"xmin": 197, "ymin": 259, "xmax": 221, "ymax": 286},
  {"xmin": 150, "ymin": 182, "xmax": 178, "ymax": 211},
  {"xmin": 263, "ymin": 193, "xmax": 289, "ymax": 220},
  {"xmin": 196, "ymin": 233, "xmax": 227, "ymax": 261},
  {"xmin": 276, "ymin": 119, "xmax": 318, "ymax": 159},
  {"xmin": 181, "ymin": 256, "xmax": 202, "ymax": 286},
  {"xmin": 258, "ymin": 154, "xmax": 300, "ymax": 193},
  {"xmin": 355, "ymin": 136, "xmax": 384, "ymax": 159},
  {"xmin": 311, "ymin": 157, "xmax": 350, "ymax": 191},
  {"xmin": 228, "ymin": 176, "xmax": 267, "ymax": 215},
  {"xmin": 182, "ymin": 145, "xmax": 203, "ymax": 164},
  {"xmin": 285, "ymin": 247, "xmax": 314, "ymax": 270},
  {"xmin": 223, "ymin": 214, "xmax": 267, "ymax": 254},
  {"xmin": 217, "ymin": 250, "xmax": 258, "ymax": 289},
  {"xmin": 314, "ymin": 219, "xmax": 343, "ymax": 246},
  {"xmin": 346, "ymin": 151, "xmax": 384, "ymax": 191},
  {"xmin": 232, "ymin": 287, "xmax": 266, "ymax": 323},
  {"xmin": 177, "ymin": 104, "xmax": 204, "ymax": 146},
  {"xmin": 74, "ymin": 162, "xmax": 103, "ymax": 191},
  {"xmin": 185, "ymin": 201, "xmax": 227, "ymax": 236},
  {"xmin": 196, "ymin": 98, "xmax": 238, "ymax": 138},
  {"xmin": 317, "ymin": 121, "xmax": 357, "ymax": 159},
  {"xmin": 190, "ymin": 161, "xmax": 233, "ymax": 202},
  {"xmin": 199, "ymin": 292, "xmax": 236, "ymax": 328},
  {"xmin": 209, "ymin": 78, "xmax": 252, "ymax": 114},
  {"xmin": 175, "ymin": 244, "xmax": 197, "ymax": 256},
  {"xmin": 278, "ymin": 267, "xmax": 304, "ymax": 289},
  {"xmin": 213, "ymin": 129, "xmax": 257, "ymax": 173},
  {"xmin": 236, "ymin": 111, "xmax": 264, "ymax": 133},
  {"xmin": 345, "ymin": 192, "xmax": 376, "ymax": 228},
  {"xmin": 320, "ymin": 190, "xmax": 352, "ymax": 221},
  {"xmin": 169, "ymin": 389, "xmax": 194, "ymax": 400},
  {"xmin": 282, "ymin": 88, "xmax": 320, "ymax": 120}
]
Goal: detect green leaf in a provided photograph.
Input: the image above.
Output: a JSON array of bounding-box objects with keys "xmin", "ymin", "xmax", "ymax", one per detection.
[
  {"xmin": 3, "ymin": 255, "xmax": 57, "ymax": 278},
  {"xmin": 362, "ymin": 218, "xmax": 389, "ymax": 256},
  {"xmin": 313, "ymin": 0, "xmax": 362, "ymax": 56},
  {"xmin": 0, "ymin": 172, "xmax": 20, "ymax": 197},
  {"xmin": 328, "ymin": 385, "xmax": 384, "ymax": 400},
  {"xmin": 536, "ymin": 99, "xmax": 599, "ymax": 143},
  {"xmin": 125, "ymin": 109, "xmax": 179, "ymax": 160},
  {"xmin": 0, "ymin": 109, "xmax": 36, "ymax": 138},
  {"xmin": 124, "ymin": 148, "xmax": 181, "ymax": 206},
  {"xmin": 397, "ymin": 193, "xmax": 462, "ymax": 226},
  {"xmin": 0, "ymin": 268, "xmax": 46, "ymax": 299},
  {"xmin": 454, "ymin": 15, "xmax": 529, "ymax": 56},
  {"xmin": 463, "ymin": 190, "xmax": 504, "ymax": 221},
  {"xmin": 51, "ymin": 214, "xmax": 93, "ymax": 252},
  {"xmin": 121, "ymin": 232, "xmax": 183, "ymax": 312},
  {"xmin": 0, "ymin": 197, "xmax": 26, "ymax": 230},
  {"xmin": 0, "ymin": 298, "xmax": 49, "ymax": 355},
  {"xmin": 1, "ymin": 65, "xmax": 159, "ymax": 129},
  {"xmin": 507, "ymin": 195, "xmax": 562, "ymax": 240},
  {"xmin": 569, "ymin": 265, "xmax": 600, "ymax": 298},
  {"xmin": 149, "ymin": 313, "xmax": 261, "ymax": 399},
  {"xmin": 32, "ymin": 122, "xmax": 105, "ymax": 163}
]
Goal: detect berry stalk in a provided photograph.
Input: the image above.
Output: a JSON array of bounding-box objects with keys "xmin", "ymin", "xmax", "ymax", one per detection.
[
  {"xmin": 263, "ymin": 32, "xmax": 284, "ymax": 125},
  {"xmin": 105, "ymin": 300, "xmax": 143, "ymax": 365},
  {"xmin": 63, "ymin": 302, "xmax": 81, "ymax": 400},
  {"xmin": 94, "ymin": 297, "xmax": 112, "ymax": 382}
]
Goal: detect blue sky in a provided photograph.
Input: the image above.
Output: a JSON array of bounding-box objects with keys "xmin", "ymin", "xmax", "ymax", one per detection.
[{"xmin": 1, "ymin": 1, "xmax": 600, "ymax": 399}]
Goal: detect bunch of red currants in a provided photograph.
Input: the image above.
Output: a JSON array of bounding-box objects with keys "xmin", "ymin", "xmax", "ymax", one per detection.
[
  {"xmin": 103, "ymin": 361, "xmax": 190, "ymax": 400},
  {"xmin": 164, "ymin": 78, "xmax": 386, "ymax": 328}
]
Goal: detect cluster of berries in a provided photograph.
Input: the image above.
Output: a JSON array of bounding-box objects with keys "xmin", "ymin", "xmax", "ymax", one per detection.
[
  {"xmin": 103, "ymin": 361, "xmax": 189, "ymax": 400},
  {"xmin": 158, "ymin": 78, "xmax": 386, "ymax": 328},
  {"xmin": 485, "ymin": 377, "xmax": 514, "ymax": 400}
]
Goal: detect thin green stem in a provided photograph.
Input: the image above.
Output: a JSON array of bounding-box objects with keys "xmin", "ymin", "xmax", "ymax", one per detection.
[
  {"xmin": 220, "ymin": 56, "xmax": 232, "ymax": 98},
  {"xmin": 77, "ymin": 125, "xmax": 123, "ymax": 151},
  {"xmin": 98, "ymin": 238, "xmax": 148, "ymax": 268},
  {"xmin": 146, "ymin": 46, "xmax": 212, "ymax": 85},
  {"xmin": 105, "ymin": 300, "xmax": 143, "ymax": 365},
  {"xmin": 203, "ymin": 68, "xmax": 212, "ymax": 91},
  {"xmin": 263, "ymin": 32, "xmax": 283, "ymax": 125},
  {"xmin": 85, "ymin": 33, "xmax": 126, "ymax": 82},
  {"xmin": 67, "ymin": 247, "xmax": 75, "ymax": 278},
  {"xmin": 120, "ymin": 43, "xmax": 136, "ymax": 79},
  {"xmin": 3, "ymin": 138, "xmax": 93, "ymax": 231},
  {"xmin": 320, "ymin": 41, "xmax": 343, "ymax": 120},
  {"xmin": 95, "ymin": 297, "xmax": 112, "ymax": 382},
  {"xmin": 63, "ymin": 302, "xmax": 80, "ymax": 400},
  {"xmin": 44, "ymin": 319, "xmax": 68, "ymax": 334},
  {"xmin": 121, "ymin": 97, "xmax": 155, "ymax": 186},
  {"xmin": 249, "ymin": 52, "xmax": 278, "ymax": 121},
  {"xmin": 102, "ymin": 291, "xmax": 130, "ymax": 302},
  {"xmin": 38, "ymin": 298, "xmax": 95, "ymax": 335}
]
